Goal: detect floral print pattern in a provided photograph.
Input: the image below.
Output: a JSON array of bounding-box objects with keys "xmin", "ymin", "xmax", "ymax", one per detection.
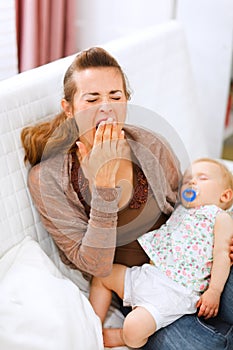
[{"xmin": 138, "ymin": 205, "xmax": 222, "ymax": 292}]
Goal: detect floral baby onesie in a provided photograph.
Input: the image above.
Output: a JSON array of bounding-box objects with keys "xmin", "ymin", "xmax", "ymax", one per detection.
[{"xmin": 138, "ymin": 204, "xmax": 223, "ymax": 293}]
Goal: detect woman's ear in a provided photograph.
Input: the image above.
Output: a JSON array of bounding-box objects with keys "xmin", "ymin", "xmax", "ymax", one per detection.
[
  {"xmin": 221, "ymin": 188, "xmax": 233, "ymax": 205},
  {"xmin": 61, "ymin": 99, "xmax": 73, "ymax": 118}
]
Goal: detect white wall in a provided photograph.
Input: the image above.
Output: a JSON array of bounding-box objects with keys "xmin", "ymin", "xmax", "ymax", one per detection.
[
  {"xmin": 176, "ymin": 0, "xmax": 233, "ymax": 158},
  {"xmin": 75, "ymin": 0, "xmax": 175, "ymax": 50},
  {"xmin": 74, "ymin": 0, "xmax": 233, "ymax": 158}
]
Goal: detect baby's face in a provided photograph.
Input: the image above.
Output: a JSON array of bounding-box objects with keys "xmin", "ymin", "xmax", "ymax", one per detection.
[{"xmin": 181, "ymin": 161, "xmax": 227, "ymax": 208}]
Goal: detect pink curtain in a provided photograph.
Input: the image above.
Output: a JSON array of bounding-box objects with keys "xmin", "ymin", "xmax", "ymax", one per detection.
[{"xmin": 16, "ymin": 0, "xmax": 76, "ymax": 72}]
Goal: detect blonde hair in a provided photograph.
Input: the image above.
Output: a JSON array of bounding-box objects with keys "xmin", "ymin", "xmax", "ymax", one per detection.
[
  {"xmin": 193, "ymin": 157, "xmax": 233, "ymax": 208},
  {"xmin": 21, "ymin": 47, "xmax": 131, "ymax": 166}
]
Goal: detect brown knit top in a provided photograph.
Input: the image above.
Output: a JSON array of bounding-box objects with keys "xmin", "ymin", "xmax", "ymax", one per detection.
[
  {"xmin": 28, "ymin": 124, "xmax": 181, "ymax": 278},
  {"xmin": 70, "ymin": 150, "xmax": 169, "ymax": 268}
]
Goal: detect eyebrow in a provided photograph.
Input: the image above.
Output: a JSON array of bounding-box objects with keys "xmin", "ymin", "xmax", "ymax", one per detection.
[
  {"xmin": 83, "ymin": 90, "xmax": 122, "ymax": 97},
  {"xmin": 110, "ymin": 90, "xmax": 122, "ymax": 94}
]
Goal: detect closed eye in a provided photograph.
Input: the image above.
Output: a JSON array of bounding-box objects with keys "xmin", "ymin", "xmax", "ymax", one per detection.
[
  {"xmin": 198, "ymin": 174, "xmax": 208, "ymax": 180},
  {"xmin": 110, "ymin": 91, "xmax": 123, "ymax": 100},
  {"xmin": 87, "ymin": 98, "xmax": 98, "ymax": 103}
]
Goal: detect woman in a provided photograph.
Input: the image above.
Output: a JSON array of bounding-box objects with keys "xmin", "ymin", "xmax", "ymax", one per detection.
[{"xmin": 21, "ymin": 47, "xmax": 233, "ymax": 349}]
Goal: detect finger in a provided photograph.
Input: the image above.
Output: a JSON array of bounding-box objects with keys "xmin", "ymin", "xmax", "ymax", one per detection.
[
  {"xmin": 102, "ymin": 118, "xmax": 113, "ymax": 142},
  {"xmin": 213, "ymin": 307, "xmax": 219, "ymax": 318},
  {"xmin": 203, "ymin": 306, "xmax": 211, "ymax": 317},
  {"xmin": 111, "ymin": 121, "xmax": 118, "ymax": 140},
  {"xmin": 196, "ymin": 298, "xmax": 201, "ymax": 308},
  {"xmin": 76, "ymin": 141, "xmax": 88, "ymax": 163},
  {"xmin": 198, "ymin": 304, "xmax": 208, "ymax": 317},
  {"xmin": 119, "ymin": 129, "xmax": 125, "ymax": 140},
  {"xmin": 204, "ymin": 309, "xmax": 214, "ymax": 319},
  {"xmin": 197, "ymin": 309, "xmax": 203, "ymax": 317},
  {"xmin": 197, "ymin": 302, "xmax": 205, "ymax": 317},
  {"xmin": 94, "ymin": 121, "xmax": 105, "ymax": 147},
  {"xmin": 205, "ymin": 309, "xmax": 217, "ymax": 319}
]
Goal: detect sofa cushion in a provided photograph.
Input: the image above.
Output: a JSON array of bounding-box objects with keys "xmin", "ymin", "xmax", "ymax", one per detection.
[{"xmin": 0, "ymin": 236, "xmax": 104, "ymax": 350}]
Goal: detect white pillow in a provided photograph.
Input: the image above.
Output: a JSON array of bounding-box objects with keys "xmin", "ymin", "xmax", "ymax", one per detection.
[{"xmin": 0, "ymin": 236, "xmax": 104, "ymax": 350}]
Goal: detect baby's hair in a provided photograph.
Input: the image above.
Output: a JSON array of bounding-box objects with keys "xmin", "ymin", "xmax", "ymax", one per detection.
[{"xmin": 193, "ymin": 158, "xmax": 233, "ymax": 189}]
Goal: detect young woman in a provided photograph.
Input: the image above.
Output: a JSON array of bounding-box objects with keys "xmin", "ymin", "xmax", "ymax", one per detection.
[{"xmin": 21, "ymin": 47, "xmax": 233, "ymax": 350}]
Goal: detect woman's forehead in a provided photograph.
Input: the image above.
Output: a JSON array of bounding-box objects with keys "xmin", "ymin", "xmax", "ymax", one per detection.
[{"xmin": 73, "ymin": 67, "xmax": 123, "ymax": 90}]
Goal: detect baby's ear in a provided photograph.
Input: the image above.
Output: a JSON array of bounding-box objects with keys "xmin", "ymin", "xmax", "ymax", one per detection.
[{"xmin": 221, "ymin": 188, "xmax": 233, "ymax": 204}]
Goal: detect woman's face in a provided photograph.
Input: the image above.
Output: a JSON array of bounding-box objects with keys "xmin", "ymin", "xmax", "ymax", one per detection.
[{"xmin": 67, "ymin": 67, "xmax": 127, "ymax": 150}]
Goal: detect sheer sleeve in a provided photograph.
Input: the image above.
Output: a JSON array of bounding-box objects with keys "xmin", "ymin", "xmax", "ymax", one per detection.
[{"xmin": 28, "ymin": 157, "xmax": 121, "ymax": 277}]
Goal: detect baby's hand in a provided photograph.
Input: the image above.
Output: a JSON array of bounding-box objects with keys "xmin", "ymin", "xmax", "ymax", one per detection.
[{"xmin": 196, "ymin": 288, "xmax": 220, "ymax": 319}]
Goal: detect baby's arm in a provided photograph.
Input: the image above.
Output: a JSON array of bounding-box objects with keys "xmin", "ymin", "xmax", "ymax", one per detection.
[{"xmin": 197, "ymin": 212, "xmax": 233, "ymax": 319}]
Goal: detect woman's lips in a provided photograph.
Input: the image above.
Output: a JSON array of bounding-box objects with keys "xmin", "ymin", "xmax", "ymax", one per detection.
[{"xmin": 95, "ymin": 118, "xmax": 107, "ymax": 130}]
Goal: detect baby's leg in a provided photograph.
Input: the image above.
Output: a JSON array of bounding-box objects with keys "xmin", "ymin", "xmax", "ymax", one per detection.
[
  {"xmin": 89, "ymin": 264, "xmax": 127, "ymax": 324},
  {"xmin": 103, "ymin": 306, "xmax": 157, "ymax": 348},
  {"xmin": 103, "ymin": 328, "xmax": 125, "ymax": 348},
  {"xmin": 123, "ymin": 306, "xmax": 157, "ymax": 348}
]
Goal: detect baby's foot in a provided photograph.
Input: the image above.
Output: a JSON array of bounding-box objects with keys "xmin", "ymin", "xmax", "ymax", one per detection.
[{"xmin": 103, "ymin": 328, "xmax": 125, "ymax": 348}]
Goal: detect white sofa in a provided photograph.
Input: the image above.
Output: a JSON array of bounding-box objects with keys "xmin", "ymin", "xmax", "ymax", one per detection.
[{"xmin": 0, "ymin": 20, "xmax": 231, "ymax": 350}]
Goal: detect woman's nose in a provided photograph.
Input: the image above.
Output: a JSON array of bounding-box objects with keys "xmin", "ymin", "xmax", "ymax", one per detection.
[{"xmin": 99, "ymin": 102, "xmax": 113, "ymax": 114}]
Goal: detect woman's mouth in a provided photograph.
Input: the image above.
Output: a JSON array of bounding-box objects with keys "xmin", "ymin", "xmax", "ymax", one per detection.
[
  {"xmin": 95, "ymin": 119, "xmax": 107, "ymax": 130},
  {"xmin": 95, "ymin": 118, "xmax": 115, "ymax": 130}
]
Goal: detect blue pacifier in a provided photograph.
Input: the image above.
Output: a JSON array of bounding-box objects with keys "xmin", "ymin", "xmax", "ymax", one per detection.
[{"xmin": 182, "ymin": 187, "xmax": 198, "ymax": 202}]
